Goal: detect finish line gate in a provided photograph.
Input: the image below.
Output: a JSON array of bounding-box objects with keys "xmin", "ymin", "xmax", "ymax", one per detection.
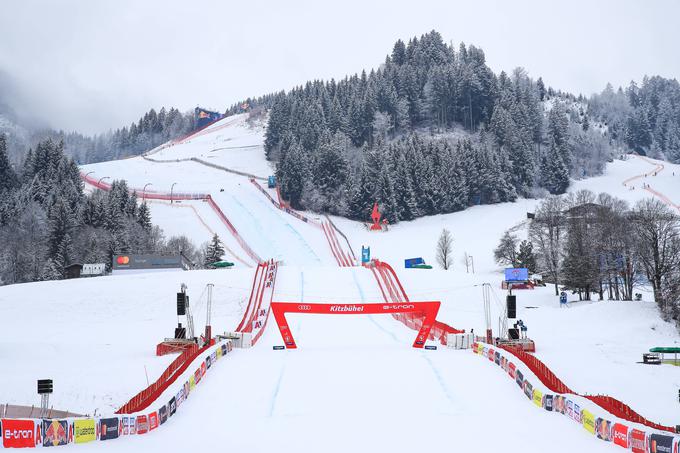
[{"xmin": 270, "ymin": 301, "xmax": 441, "ymax": 348}]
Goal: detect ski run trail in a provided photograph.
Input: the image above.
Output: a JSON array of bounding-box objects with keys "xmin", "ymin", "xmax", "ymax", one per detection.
[{"xmin": 1, "ymin": 113, "xmax": 679, "ymax": 453}]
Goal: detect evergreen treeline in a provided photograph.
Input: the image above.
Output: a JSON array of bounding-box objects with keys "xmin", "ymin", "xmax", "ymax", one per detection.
[
  {"xmin": 6, "ymin": 107, "xmax": 196, "ymax": 165},
  {"xmin": 265, "ymin": 31, "xmax": 616, "ymax": 222},
  {"xmin": 590, "ymin": 77, "xmax": 680, "ymax": 163},
  {"xmin": 0, "ymin": 134, "xmax": 198, "ymax": 285}
]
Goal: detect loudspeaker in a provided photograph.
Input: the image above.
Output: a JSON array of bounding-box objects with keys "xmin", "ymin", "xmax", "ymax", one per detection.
[
  {"xmin": 508, "ymin": 328, "xmax": 519, "ymax": 340},
  {"xmin": 37, "ymin": 379, "xmax": 53, "ymax": 394},
  {"xmin": 507, "ymin": 295, "xmax": 517, "ymax": 319},
  {"xmin": 175, "ymin": 323, "xmax": 186, "ymax": 339},
  {"xmin": 177, "ymin": 292, "xmax": 186, "ymax": 315}
]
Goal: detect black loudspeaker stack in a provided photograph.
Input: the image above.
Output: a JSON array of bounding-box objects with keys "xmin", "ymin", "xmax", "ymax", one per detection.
[
  {"xmin": 507, "ymin": 295, "xmax": 516, "ymax": 319},
  {"xmin": 177, "ymin": 292, "xmax": 186, "ymax": 316}
]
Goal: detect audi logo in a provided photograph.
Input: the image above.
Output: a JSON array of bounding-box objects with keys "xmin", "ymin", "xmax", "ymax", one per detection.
[{"xmin": 298, "ymin": 305, "xmax": 312, "ymax": 311}]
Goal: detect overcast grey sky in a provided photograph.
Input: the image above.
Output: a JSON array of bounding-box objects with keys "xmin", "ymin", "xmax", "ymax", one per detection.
[{"xmin": 1, "ymin": 0, "xmax": 678, "ymax": 134}]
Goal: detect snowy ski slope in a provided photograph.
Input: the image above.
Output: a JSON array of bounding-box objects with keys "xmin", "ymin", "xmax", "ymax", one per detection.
[{"xmin": 1, "ymin": 112, "xmax": 679, "ymax": 452}]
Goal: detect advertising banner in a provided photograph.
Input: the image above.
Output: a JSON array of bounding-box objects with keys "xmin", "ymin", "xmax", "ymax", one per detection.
[
  {"xmin": 206, "ymin": 356, "xmax": 212, "ymax": 370},
  {"xmin": 505, "ymin": 267, "xmax": 529, "ymax": 282},
  {"xmin": 99, "ymin": 417, "xmax": 120, "ymax": 440},
  {"xmin": 523, "ymin": 381, "xmax": 533, "ymax": 399},
  {"xmin": 515, "ymin": 370, "xmax": 524, "ymax": 388},
  {"xmin": 74, "ymin": 419, "xmax": 96, "ymax": 444},
  {"xmin": 200, "ymin": 362, "xmax": 207, "ymax": 376},
  {"xmin": 159, "ymin": 405, "xmax": 168, "ymax": 425},
  {"xmin": 630, "ymin": 429, "xmax": 647, "ymax": 453},
  {"xmin": 136, "ymin": 415, "xmax": 148, "ymax": 435},
  {"xmin": 211, "ymin": 351, "xmax": 217, "ymax": 363},
  {"xmin": 169, "ymin": 397, "xmax": 177, "ymax": 416},
  {"xmin": 122, "ymin": 417, "xmax": 132, "ymax": 436},
  {"xmin": 566, "ymin": 399, "xmax": 573, "ymax": 418},
  {"xmin": 553, "ymin": 395, "xmax": 566, "ymax": 414},
  {"xmin": 494, "ymin": 351, "xmax": 500, "ymax": 365},
  {"xmin": 508, "ymin": 362, "xmax": 516, "ymax": 379},
  {"xmin": 532, "ymin": 388, "xmax": 543, "ymax": 407},
  {"xmin": 217, "ymin": 346, "xmax": 223, "ymax": 359},
  {"xmin": 488, "ymin": 349, "xmax": 495, "ymax": 361},
  {"xmin": 2, "ymin": 419, "xmax": 37, "ymax": 448},
  {"xmin": 176, "ymin": 388, "xmax": 185, "ymax": 407},
  {"xmin": 595, "ymin": 418, "xmax": 612, "ymax": 441},
  {"xmin": 612, "ymin": 423, "xmax": 629, "ymax": 448},
  {"xmin": 543, "ymin": 394, "xmax": 553, "ymax": 411},
  {"xmin": 221, "ymin": 344, "xmax": 228, "ymax": 356},
  {"xmin": 581, "ymin": 409, "xmax": 595, "ymax": 435},
  {"xmin": 148, "ymin": 411, "xmax": 159, "ymax": 431},
  {"xmin": 189, "ymin": 375, "xmax": 196, "ymax": 390},
  {"xmin": 194, "ymin": 368, "xmax": 202, "ymax": 385},
  {"xmin": 649, "ymin": 434, "xmax": 674, "ymax": 453},
  {"xmin": 42, "ymin": 419, "xmax": 68, "ymax": 447}
]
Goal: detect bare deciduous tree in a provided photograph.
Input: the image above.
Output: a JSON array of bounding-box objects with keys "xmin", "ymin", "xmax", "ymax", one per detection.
[
  {"xmin": 529, "ymin": 196, "xmax": 566, "ymax": 295},
  {"xmin": 631, "ymin": 199, "xmax": 680, "ymax": 318},
  {"xmin": 436, "ymin": 228, "xmax": 453, "ymax": 270}
]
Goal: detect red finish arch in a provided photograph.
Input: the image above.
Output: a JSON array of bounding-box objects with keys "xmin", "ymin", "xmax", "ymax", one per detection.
[{"xmin": 270, "ymin": 301, "xmax": 441, "ymax": 349}]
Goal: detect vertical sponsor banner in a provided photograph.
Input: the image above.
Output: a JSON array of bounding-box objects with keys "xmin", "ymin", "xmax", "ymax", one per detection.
[
  {"xmin": 532, "ymin": 388, "xmax": 543, "ymax": 407},
  {"xmin": 494, "ymin": 351, "xmax": 500, "ymax": 365},
  {"xmin": 99, "ymin": 417, "xmax": 120, "ymax": 440},
  {"xmin": 121, "ymin": 417, "xmax": 130, "ymax": 436},
  {"xmin": 194, "ymin": 368, "xmax": 202, "ymax": 385},
  {"xmin": 159, "ymin": 405, "xmax": 168, "ymax": 425},
  {"xmin": 595, "ymin": 418, "xmax": 612, "ymax": 441},
  {"xmin": 649, "ymin": 434, "xmax": 674, "ymax": 453},
  {"xmin": 176, "ymin": 388, "xmax": 185, "ymax": 407},
  {"xmin": 73, "ymin": 419, "xmax": 96, "ymax": 444},
  {"xmin": 630, "ymin": 429, "xmax": 647, "ymax": 453},
  {"xmin": 553, "ymin": 395, "xmax": 566, "ymax": 414},
  {"xmin": 581, "ymin": 409, "xmax": 595, "ymax": 435},
  {"xmin": 488, "ymin": 349, "xmax": 495, "ymax": 361},
  {"xmin": 42, "ymin": 419, "xmax": 68, "ymax": 447},
  {"xmin": 184, "ymin": 381, "xmax": 190, "ymax": 397},
  {"xmin": 523, "ymin": 381, "xmax": 533, "ymax": 399},
  {"xmin": 543, "ymin": 394, "xmax": 553, "ymax": 411},
  {"xmin": 508, "ymin": 362, "xmax": 516, "ymax": 379},
  {"xmin": 200, "ymin": 362, "xmax": 207, "ymax": 376},
  {"xmin": 206, "ymin": 356, "xmax": 212, "ymax": 370},
  {"xmin": 211, "ymin": 351, "xmax": 217, "ymax": 363},
  {"xmin": 189, "ymin": 375, "xmax": 196, "ymax": 390},
  {"xmin": 515, "ymin": 370, "xmax": 524, "ymax": 388},
  {"xmin": 148, "ymin": 411, "xmax": 159, "ymax": 431},
  {"xmin": 169, "ymin": 397, "xmax": 177, "ymax": 417},
  {"xmin": 217, "ymin": 346, "xmax": 223, "ymax": 359},
  {"xmin": 612, "ymin": 423, "xmax": 629, "ymax": 448},
  {"xmin": 221, "ymin": 344, "xmax": 227, "ymax": 356},
  {"xmin": 135, "ymin": 415, "xmax": 148, "ymax": 435},
  {"xmin": 2, "ymin": 419, "xmax": 36, "ymax": 448}
]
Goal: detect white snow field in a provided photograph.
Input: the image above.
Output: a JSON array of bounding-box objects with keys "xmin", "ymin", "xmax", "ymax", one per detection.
[{"xmin": 2, "ymin": 113, "xmax": 679, "ymax": 452}]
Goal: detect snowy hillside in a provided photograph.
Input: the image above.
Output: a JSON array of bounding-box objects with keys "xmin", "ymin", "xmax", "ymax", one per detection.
[{"xmin": 1, "ymin": 112, "xmax": 679, "ymax": 452}]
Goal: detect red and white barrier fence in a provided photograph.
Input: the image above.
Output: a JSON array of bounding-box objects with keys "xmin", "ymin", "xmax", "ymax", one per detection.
[
  {"xmin": 232, "ymin": 260, "xmax": 279, "ymax": 347},
  {"xmin": 497, "ymin": 344, "xmax": 677, "ymax": 434},
  {"xmin": 80, "ymin": 173, "xmax": 261, "ymax": 265},
  {"xmin": 0, "ymin": 339, "xmax": 234, "ymax": 448},
  {"xmin": 471, "ymin": 342, "xmax": 679, "ymax": 451},
  {"xmin": 368, "ymin": 259, "xmax": 464, "ymax": 345}
]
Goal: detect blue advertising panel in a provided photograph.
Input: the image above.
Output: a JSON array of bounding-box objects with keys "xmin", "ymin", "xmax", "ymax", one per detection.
[{"xmin": 505, "ymin": 268, "xmax": 529, "ymax": 282}]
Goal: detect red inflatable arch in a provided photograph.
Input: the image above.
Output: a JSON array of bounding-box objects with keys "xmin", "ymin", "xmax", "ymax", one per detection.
[{"xmin": 270, "ymin": 301, "xmax": 441, "ymax": 349}]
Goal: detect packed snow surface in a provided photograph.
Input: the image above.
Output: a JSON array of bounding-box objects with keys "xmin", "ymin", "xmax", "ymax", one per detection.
[{"xmin": 2, "ymin": 113, "xmax": 679, "ymax": 452}]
